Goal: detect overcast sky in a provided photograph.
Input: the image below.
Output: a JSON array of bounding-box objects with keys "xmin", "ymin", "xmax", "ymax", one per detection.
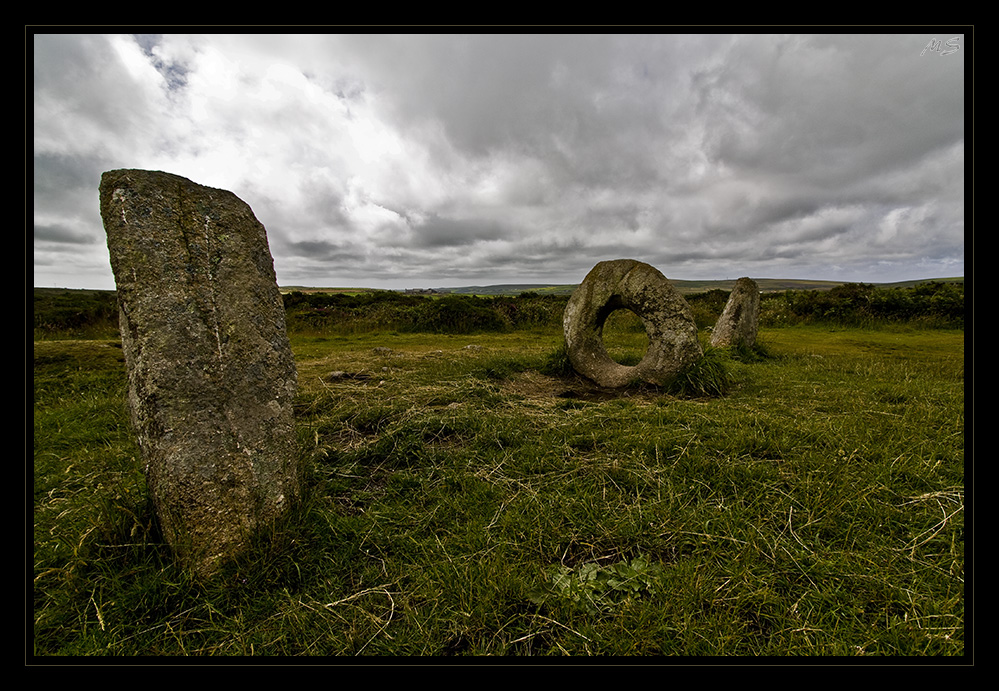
[{"xmin": 33, "ymin": 32, "xmax": 966, "ymax": 290}]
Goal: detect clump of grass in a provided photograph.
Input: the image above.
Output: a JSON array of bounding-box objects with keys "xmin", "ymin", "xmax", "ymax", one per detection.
[
  {"xmin": 538, "ymin": 337, "xmax": 733, "ymax": 399},
  {"xmin": 664, "ymin": 346, "xmax": 733, "ymax": 397},
  {"xmin": 468, "ymin": 353, "xmax": 535, "ymax": 381},
  {"xmin": 539, "ymin": 339, "xmax": 574, "ymax": 377},
  {"xmin": 727, "ymin": 339, "xmax": 776, "ymax": 363}
]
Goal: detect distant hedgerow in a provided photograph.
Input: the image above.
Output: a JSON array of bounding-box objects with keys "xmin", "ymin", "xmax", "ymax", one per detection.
[{"xmin": 34, "ymin": 281, "xmax": 963, "ymax": 340}]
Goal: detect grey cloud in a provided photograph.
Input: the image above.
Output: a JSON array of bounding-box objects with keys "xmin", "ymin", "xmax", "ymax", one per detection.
[
  {"xmin": 340, "ymin": 35, "xmax": 612, "ymax": 154},
  {"xmin": 34, "ymin": 35, "xmax": 164, "ymax": 159},
  {"xmin": 34, "ymin": 153, "xmax": 110, "ymax": 218},
  {"xmin": 281, "ymin": 239, "xmax": 359, "ymax": 261},
  {"xmin": 35, "ymin": 222, "xmax": 100, "ymax": 245},
  {"xmin": 32, "ymin": 33, "xmax": 966, "ymax": 289},
  {"xmin": 408, "ymin": 215, "xmax": 510, "ymax": 248},
  {"xmin": 693, "ymin": 34, "xmax": 964, "ymax": 183}
]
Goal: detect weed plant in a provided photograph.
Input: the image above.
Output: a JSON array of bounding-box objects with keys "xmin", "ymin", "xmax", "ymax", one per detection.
[{"xmin": 32, "ymin": 317, "xmax": 964, "ymax": 657}]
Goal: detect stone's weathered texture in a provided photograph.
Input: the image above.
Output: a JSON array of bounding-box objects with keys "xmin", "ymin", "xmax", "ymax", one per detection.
[
  {"xmin": 563, "ymin": 259, "xmax": 703, "ymax": 388},
  {"xmin": 710, "ymin": 277, "xmax": 761, "ymax": 348},
  {"xmin": 100, "ymin": 169, "xmax": 299, "ymax": 577}
]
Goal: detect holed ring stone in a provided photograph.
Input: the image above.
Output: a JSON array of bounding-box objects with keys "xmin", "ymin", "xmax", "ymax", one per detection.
[{"xmin": 563, "ymin": 259, "xmax": 703, "ymax": 388}]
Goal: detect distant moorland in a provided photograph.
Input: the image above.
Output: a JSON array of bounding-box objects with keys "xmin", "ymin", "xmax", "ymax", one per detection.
[
  {"xmin": 33, "ymin": 277, "xmax": 964, "ymax": 341},
  {"xmin": 279, "ymin": 276, "xmax": 964, "ymax": 297}
]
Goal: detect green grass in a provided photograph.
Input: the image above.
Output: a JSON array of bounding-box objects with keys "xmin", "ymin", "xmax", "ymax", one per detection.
[{"xmin": 32, "ymin": 324, "xmax": 965, "ymax": 656}]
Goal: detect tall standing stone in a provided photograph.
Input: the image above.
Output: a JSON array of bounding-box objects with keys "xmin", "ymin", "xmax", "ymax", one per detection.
[
  {"xmin": 100, "ymin": 169, "xmax": 299, "ymax": 577},
  {"xmin": 710, "ymin": 277, "xmax": 761, "ymax": 348}
]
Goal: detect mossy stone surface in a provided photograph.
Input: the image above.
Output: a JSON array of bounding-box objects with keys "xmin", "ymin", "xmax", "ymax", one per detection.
[
  {"xmin": 100, "ymin": 169, "xmax": 300, "ymax": 577},
  {"xmin": 563, "ymin": 259, "xmax": 702, "ymax": 388},
  {"xmin": 711, "ymin": 276, "xmax": 761, "ymax": 348}
]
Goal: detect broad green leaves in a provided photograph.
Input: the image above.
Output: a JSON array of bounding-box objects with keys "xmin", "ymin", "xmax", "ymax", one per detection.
[{"xmin": 531, "ymin": 556, "xmax": 664, "ymax": 614}]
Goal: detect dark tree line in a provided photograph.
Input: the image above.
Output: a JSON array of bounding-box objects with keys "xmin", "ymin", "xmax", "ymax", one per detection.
[
  {"xmin": 768, "ymin": 281, "xmax": 964, "ymax": 328},
  {"xmin": 33, "ymin": 281, "xmax": 964, "ymax": 338}
]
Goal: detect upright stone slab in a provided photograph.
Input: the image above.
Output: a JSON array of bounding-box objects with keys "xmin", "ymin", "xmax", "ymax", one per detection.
[
  {"xmin": 710, "ymin": 277, "xmax": 761, "ymax": 348},
  {"xmin": 564, "ymin": 259, "xmax": 702, "ymax": 388},
  {"xmin": 100, "ymin": 169, "xmax": 299, "ymax": 577}
]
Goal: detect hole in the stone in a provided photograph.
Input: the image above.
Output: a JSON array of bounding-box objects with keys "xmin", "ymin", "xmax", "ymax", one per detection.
[{"xmin": 600, "ymin": 308, "xmax": 649, "ymax": 366}]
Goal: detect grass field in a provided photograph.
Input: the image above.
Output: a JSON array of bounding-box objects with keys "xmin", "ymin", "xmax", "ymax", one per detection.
[{"xmin": 32, "ymin": 323, "xmax": 965, "ymax": 657}]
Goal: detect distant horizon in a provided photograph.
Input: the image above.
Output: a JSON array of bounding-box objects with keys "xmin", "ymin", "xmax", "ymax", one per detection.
[
  {"xmin": 33, "ymin": 274, "xmax": 965, "ymax": 293},
  {"xmin": 281, "ymin": 274, "xmax": 968, "ymax": 292}
]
